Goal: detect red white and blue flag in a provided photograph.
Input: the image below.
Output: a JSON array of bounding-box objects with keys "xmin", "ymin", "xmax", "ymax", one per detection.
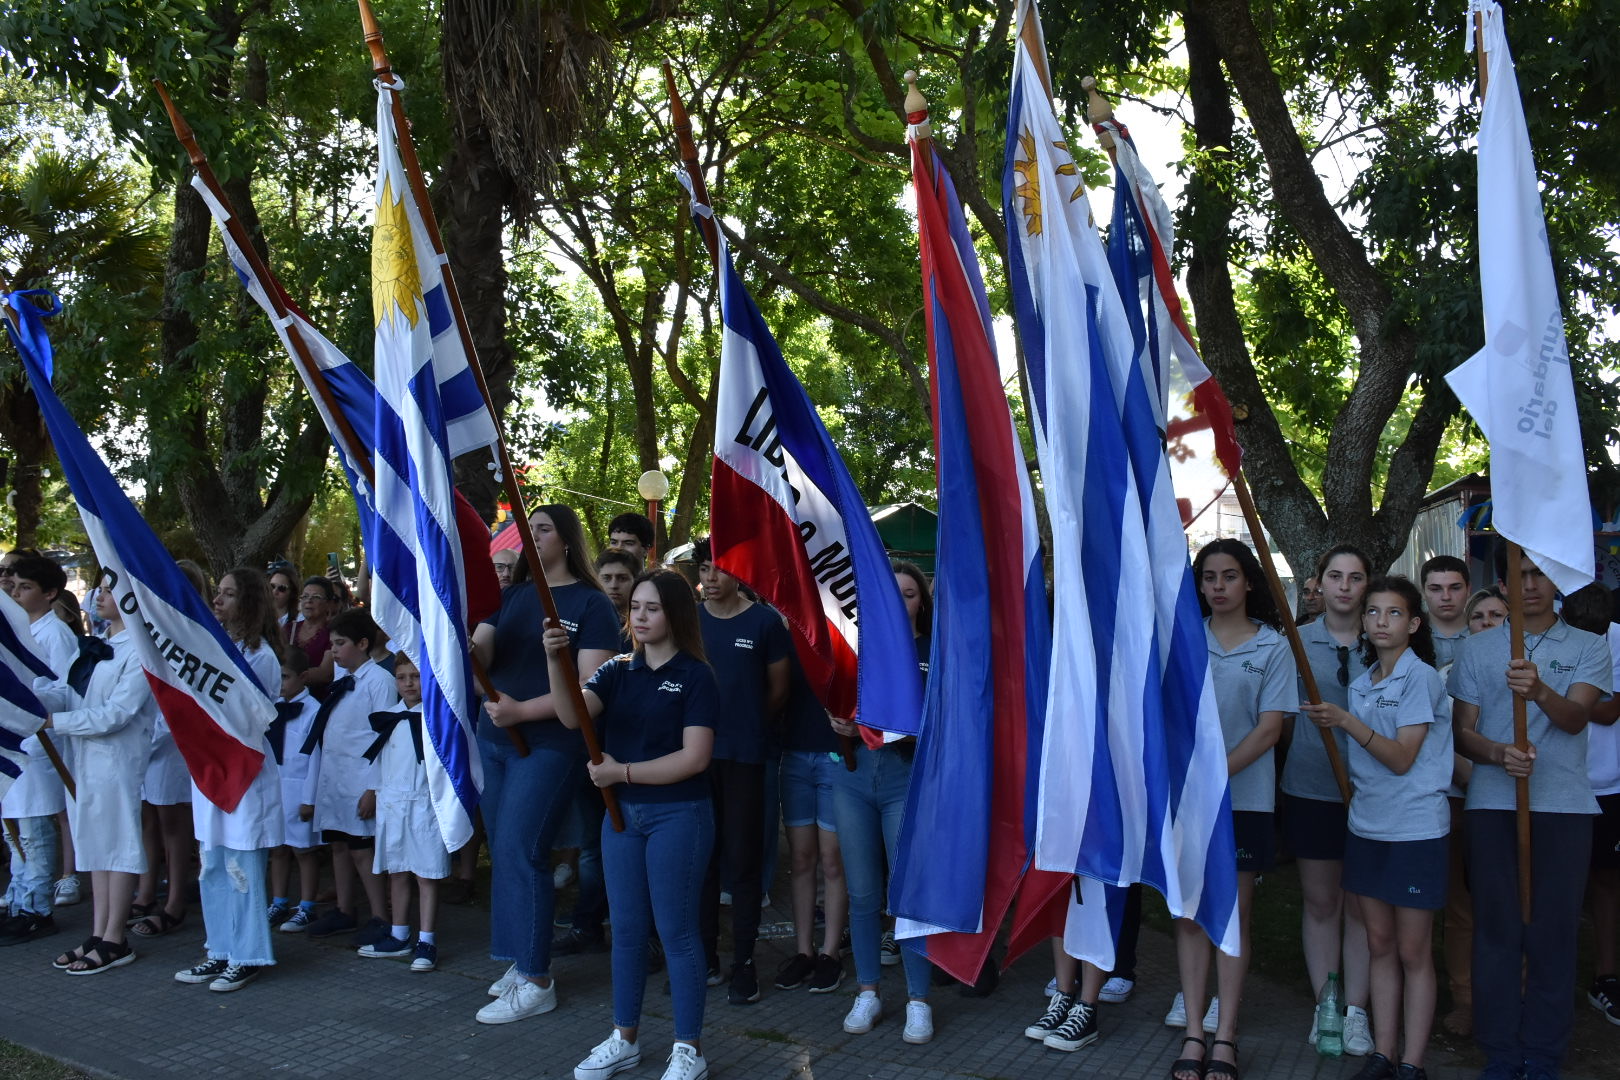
[
  {"xmin": 3, "ymin": 290, "xmax": 275, "ymax": 812},
  {"xmin": 1003, "ymin": 0, "xmax": 1239, "ymax": 964},
  {"xmin": 887, "ymin": 107, "xmax": 1063, "ymax": 984},
  {"xmin": 699, "ymin": 180, "xmax": 922, "ymax": 732}
]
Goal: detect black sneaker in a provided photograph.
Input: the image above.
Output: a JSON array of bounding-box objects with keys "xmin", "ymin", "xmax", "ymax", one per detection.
[
  {"xmin": 175, "ymin": 957, "xmax": 231, "ymax": 984},
  {"xmin": 1043, "ymin": 999, "xmax": 1099, "ymax": 1051},
  {"xmin": 807, "ymin": 953, "xmax": 844, "ymax": 994},
  {"xmin": 774, "ymin": 952, "xmax": 814, "ymax": 990},
  {"xmin": 209, "ymin": 963, "xmax": 261, "ymax": 992},
  {"xmin": 1024, "ymin": 990, "xmax": 1075, "ymax": 1040},
  {"xmin": 1351, "ymin": 1053, "xmax": 1396, "ymax": 1080},
  {"xmin": 1395, "ymin": 1065, "xmax": 1427, "ymax": 1080},
  {"xmin": 266, "ymin": 901, "xmax": 292, "ymax": 926},
  {"xmin": 303, "ymin": 909, "xmax": 359, "ymax": 938},
  {"xmin": 0, "ymin": 910, "xmax": 57, "ymax": 946},
  {"xmin": 552, "ymin": 927, "xmax": 608, "ymax": 956},
  {"xmin": 728, "ymin": 960, "xmax": 761, "ymax": 1004},
  {"xmin": 1589, "ymin": 976, "xmax": 1620, "ymax": 1026}
]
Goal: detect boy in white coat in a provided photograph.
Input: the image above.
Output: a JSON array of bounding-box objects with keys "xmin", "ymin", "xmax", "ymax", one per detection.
[
  {"xmin": 358, "ymin": 653, "xmax": 450, "ymax": 971},
  {"xmin": 268, "ymin": 650, "xmax": 322, "ymax": 932}
]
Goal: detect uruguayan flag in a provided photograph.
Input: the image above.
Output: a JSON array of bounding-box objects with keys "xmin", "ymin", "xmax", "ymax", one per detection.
[
  {"xmin": 0, "ymin": 589, "xmax": 53, "ymax": 789},
  {"xmin": 367, "ymin": 74, "xmax": 487, "ymax": 852},
  {"xmin": 1004, "ymin": 0, "xmax": 1239, "ymax": 962}
]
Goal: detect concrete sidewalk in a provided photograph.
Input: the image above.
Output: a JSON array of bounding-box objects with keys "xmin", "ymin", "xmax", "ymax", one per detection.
[{"xmin": 0, "ymin": 886, "xmax": 1601, "ymax": 1080}]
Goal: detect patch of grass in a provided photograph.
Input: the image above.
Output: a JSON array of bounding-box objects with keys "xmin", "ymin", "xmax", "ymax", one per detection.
[{"xmin": 0, "ymin": 1040, "xmax": 93, "ymax": 1080}]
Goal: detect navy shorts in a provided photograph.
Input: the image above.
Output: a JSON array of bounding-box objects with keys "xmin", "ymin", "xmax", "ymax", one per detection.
[
  {"xmin": 1343, "ymin": 832, "xmax": 1448, "ymax": 910},
  {"xmin": 322, "ymin": 829, "xmax": 374, "ymax": 849},
  {"xmin": 1282, "ymin": 793, "xmax": 1348, "ymax": 861},
  {"xmin": 1233, "ymin": 811, "xmax": 1276, "ymax": 873},
  {"xmin": 1592, "ymin": 792, "xmax": 1620, "ymax": 870}
]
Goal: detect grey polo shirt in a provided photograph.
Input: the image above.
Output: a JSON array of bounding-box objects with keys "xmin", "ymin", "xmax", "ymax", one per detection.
[
  {"xmin": 1448, "ymin": 618, "xmax": 1610, "ymax": 814},
  {"xmin": 1283, "ymin": 617, "xmax": 1368, "ymax": 803},
  {"xmin": 1432, "ymin": 628, "xmax": 1470, "ymax": 671},
  {"xmin": 1207, "ymin": 619, "xmax": 1298, "ymax": 813},
  {"xmin": 1346, "ymin": 648, "xmax": 1452, "ymax": 842}
]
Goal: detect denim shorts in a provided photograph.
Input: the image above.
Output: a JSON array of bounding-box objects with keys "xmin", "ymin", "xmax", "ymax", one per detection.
[{"xmin": 779, "ymin": 749, "xmax": 839, "ymax": 832}]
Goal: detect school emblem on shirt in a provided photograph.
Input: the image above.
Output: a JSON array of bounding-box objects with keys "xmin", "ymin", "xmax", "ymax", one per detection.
[
  {"xmin": 1241, "ymin": 660, "xmax": 1266, "ymax": 676},
  {"xmin": 733, "ymin": 637, "xmax": 756, "ymax": 651},
  {"xmin": 560, "ymin": 618, "xmax": 580, "ymax": 634},
  {"xmin": 657, "ymin": 680, "xmax": 683, "ymax": 694},
  {"xmin": 1376, "ymin": 696, "xmax": 1400, "ymax": 709},
  {"xmin": 1546, "ymin": 659, "xmax": 1574, "ymax": 674}
]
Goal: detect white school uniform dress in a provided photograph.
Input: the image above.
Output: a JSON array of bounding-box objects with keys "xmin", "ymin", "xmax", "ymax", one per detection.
[
  {"xmin": 35, "ymin": 629, "xmax": 156, "ymax": 874},
  {"xmin": 142, "ymin": 715, "xmax": 193, "ymax": 805},
  {"xmin": 300, "ymin": 659, "xmax": 395, "ymax": 837},
  {"xmin": 191, "ymin": 640, "xmax": 284, "ymax": 852},
  {"xmin": 0, "ymin": 615, "xmax": 79, "ymax": 822},
  {"xmin": 369, "ymin": 703, "xmax": 450, "ymax": 879},
  {"xmin": 273, "ymin": 691, "xmax": 321, "ymax": 849}
]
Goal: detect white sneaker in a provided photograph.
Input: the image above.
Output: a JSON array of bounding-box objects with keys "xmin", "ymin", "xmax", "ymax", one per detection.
[
  {"xmin": 53, "ymin": 876, "xmax": 81, "ymax": 907},
  {"xmin": 1164, "ymin": 991, "xmax": 1187, "ymax": 1027},
  {"xmin": 660, "ymin": 1042, "xmax": 708, "ymax": 1080},
  {"xmin": 843, "ymin": 990, "xmax": 882, "ymax": 1034},
  {"xmin": 1343, "ymin": 1004, "xmax": 1373, "ymax": 1056},
  {"xmin": 1164, "ymin": 992, "xmax": 1219, "ymax": 1031},
  {"xmin": 488, "ymin": 963, "xmax": 519, "ymax": 998},
  {"xmin": 1044, "ymin": 976, "xmax": 1059, "ymax": 998},
  {"xmin": 902, "ymin": 1000, "xmax": 934, "ymax": 1044},
  {"xmin": 1099, "ymin": 976, "xmax": 1135, "ymax": 1003},
  {"xmin": 554, "ymin": 863, "xmax": 576, "ymax": 889},
  {"xmin": 476, "ymin": 977, "xmax": 557, "ymax": 1024},
  {"xmin": 575, "ymin": 1030, "xmax": 641, "ymax": 1080},
  {"xmin": 1307, "ymin": 1010, "xmax": 1320, "ymax": 1046}
]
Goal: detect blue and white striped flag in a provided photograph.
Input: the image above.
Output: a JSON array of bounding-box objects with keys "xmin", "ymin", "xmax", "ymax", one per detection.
[
  {"xmin": 366, "ymin": 74, "xmax": 492, "ymax": 852},
  {"xmin": 0, "ymin": 589, "xmax": 53, "ymax": 788},
  {"xmin": 1004, "ymin": 0, "xmax": 1239, "ymax": 963}
]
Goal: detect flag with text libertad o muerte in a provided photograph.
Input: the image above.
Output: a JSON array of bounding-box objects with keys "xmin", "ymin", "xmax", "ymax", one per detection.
[
  {"xmin": 1444, "ymin": 0, "xmax": 1593, "ymax": 595},
  {"xmin": 887, "ymin": 97, "xmax": 1059, "ymax": 985},
  {"xmin": 1001, "ymin": 0, "xmax": 1239, "ymax": 965},
  {"xmin": 699, "ymin": 182, "xmax": 923, "ymax": 736},
  {"xmin": 3, "ymin": 290, "xmax": 275, "ymax": 812},
  {"xmin": 365, "ymin": 73, "xmax": 495, "ymax": 851}
]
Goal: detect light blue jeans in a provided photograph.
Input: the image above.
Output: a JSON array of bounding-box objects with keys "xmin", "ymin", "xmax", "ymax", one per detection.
[
  {"xmin": 4, "ymin": 815, "xmax": 57, "ymax": 916},
  {"xmin": 200, "ymin": 845, "xmax": 275, "ymax": 966},
  {"xmin": 603, "ymin": 797, "xmax": 714, "ymax": 1042},
  {"xmin": 832, "ymin": 744, "xmax": 931, "ymax": 997}
]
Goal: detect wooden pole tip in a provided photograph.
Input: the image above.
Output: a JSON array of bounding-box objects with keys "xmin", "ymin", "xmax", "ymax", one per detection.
[
  {"xmin": 903, "ymin": 70, "xmax": 927, "ymax": 115},
  {"xmin": 1083, "ymin": 75, "xmax": 1115, "ymax": 125}
]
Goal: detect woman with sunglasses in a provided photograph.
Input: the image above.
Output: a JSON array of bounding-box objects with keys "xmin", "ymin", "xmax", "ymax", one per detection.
[
  {"xmin": 268, "ymin": 566, "xmax": 300, "ymax": 629},
  {"xmin": 1282, "ymin": 544, "xmax": 1375, "ymax": 1055}
]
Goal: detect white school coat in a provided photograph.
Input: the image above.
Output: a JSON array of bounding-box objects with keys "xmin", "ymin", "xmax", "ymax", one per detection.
[
  {"xmin": 275, "ymin": 691, "xmax": 320, "ymax": 849},
  {"xmin": 191, "ymin": 639, "xmax": 284, "ymax": 851},
  {"xmin": 0, "ymin": 615, "xmax": 81, "ymax": 819},
  {"xmin": 36, "ymin": 629, "xmax": 155, "ymax": 874},
  {"xmin": 301, "ymin": 659, "xmax": 395, "ymax": 836},
  {"xmin": 371, "ymin": 704, "xmax": 449, "ymax": 878}
]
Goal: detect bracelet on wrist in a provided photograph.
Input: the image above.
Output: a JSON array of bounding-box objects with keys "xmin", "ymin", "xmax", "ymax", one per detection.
[
  {"xmin": 1360, "ymin": 728, "xmax": 1374, "ymax": 749},
  {"xmin": 625, "ymin": 763, "xmax": 632, "ymax": 785}
]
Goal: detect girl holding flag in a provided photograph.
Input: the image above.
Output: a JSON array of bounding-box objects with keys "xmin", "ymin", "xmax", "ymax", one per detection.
[{"xmin": 1173, "ymin": 539, "xmax": 1295, "ymax": 1080}]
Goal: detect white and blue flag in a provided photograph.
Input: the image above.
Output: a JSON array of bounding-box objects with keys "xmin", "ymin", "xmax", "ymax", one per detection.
[
  {"xmin": 0, "ymin": 589, "xmax": 53, "ymax": 790},
  {"xmin": 1004, "ymin": 0, "xmax": 1239, "ymax": 963}
]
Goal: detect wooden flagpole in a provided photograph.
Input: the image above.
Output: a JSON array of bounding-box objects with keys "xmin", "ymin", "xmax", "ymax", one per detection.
[
  {"xmin": 662, "ymin": 63, "xmax": 861, "ymax": 771},
  {"xmin": 1080, "ymin": 77, "xmax": 1352, "ymax": 804},
  {"xmin": 0, "ymin": 283, "xmax": 77, "ymax": 801},
  {"xmin": 357, "ymin": 0, "xmax": 621, "ymax": 830},
  {"xmin": 1472, "ymin": 7, "xmax": 1531, "ymax": 919},
  {"xmin": 152, "ymin": 82, "xmax": 527, "ymax": 760}
]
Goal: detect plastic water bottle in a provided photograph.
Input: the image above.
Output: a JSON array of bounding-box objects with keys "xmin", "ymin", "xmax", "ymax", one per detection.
[{"xmin": 1316, "ymin": 972, "xmax": 1344, "ymax": 1057}]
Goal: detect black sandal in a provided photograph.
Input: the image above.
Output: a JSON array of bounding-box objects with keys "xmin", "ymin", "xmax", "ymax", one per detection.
[
  {"xmin": 125, "ymin": 901, "xmax": 158, "ymax": 925},
  {"xmin": 66, "ymin": 938, "xmax": 135, "ymax": 975},
  {"xmin": 1206, "ymin": 1039, "xmax": 1238, "ymax": 1080},
  {"xmin": 129, "ymin": 909, "xmax": 185, "ymax": 937},
  {"xmin": 1171, "ymin": 1035, "xmax": 1206, "ymax": 1080},
  {"xmin": 52, "ymin": 935, "xmax": 100, "ymax": 970}
]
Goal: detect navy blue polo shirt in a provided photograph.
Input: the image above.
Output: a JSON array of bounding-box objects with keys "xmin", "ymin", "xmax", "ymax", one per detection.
[
  {"xmin": 699, "ymin": 601, "xmax": 792, "ymax": 763},
  {"xmin": 782, "ymin": 651, "xmax": 838, "ymax": 753},
  {"xmin": 478, "ymin": 581, "xmax": 621, "ymax": 749},
  {"xmin": 585, "ymin": 650, "xmax": 719, "ymax": 803}
]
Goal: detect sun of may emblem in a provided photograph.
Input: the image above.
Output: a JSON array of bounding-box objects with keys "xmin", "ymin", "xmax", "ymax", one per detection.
[
  {"xmin": 1012, "ymin": 128, "xmax": 1082, "ymax": 237},
  {"xmin": 372, "ymin": 177, "xmax": 422, "ymax": 329}
]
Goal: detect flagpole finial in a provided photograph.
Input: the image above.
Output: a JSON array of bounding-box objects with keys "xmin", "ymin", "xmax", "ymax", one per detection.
[
  {"xmin": 1082, "ymin": 76, "xmax": 1116, "ymax": 149},
  {"xmin": 903, "ymin": 70, "xmax": 932, "ymax": 138}
]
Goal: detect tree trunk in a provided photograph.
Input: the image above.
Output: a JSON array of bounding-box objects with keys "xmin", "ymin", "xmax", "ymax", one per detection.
[{"xmin": 0, "ymin": 374, "xmax": 48, "ymax": 549}]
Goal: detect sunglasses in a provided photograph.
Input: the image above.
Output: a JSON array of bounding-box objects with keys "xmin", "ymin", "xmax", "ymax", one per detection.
[
  {"xmin": 271, "ymin": 584, "xmax": 290, "ymax": 592},
  {"xmin": 1335, "ymin": 644, "xmax": 1351, "ymax": 687},
  {"xmin": 0, "ymin": 567, "xmax": 16, "ymax": 576}
]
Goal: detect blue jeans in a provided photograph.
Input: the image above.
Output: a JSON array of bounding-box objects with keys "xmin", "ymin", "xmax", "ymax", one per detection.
[
  {"xmin": 199, "ymin": 845, "xmax": 275, "ymax": 966},
  {"xmin": 571, "ymin": 769, "xmax": 607, "ymax": 937},
  {"xmin": 4, "ymin": 815, "xmax": 57, "ymax": 916},
  {"xmin": 480, "ymin": 732, "xmax": 583, "ymax": 977},
  {"xmin": 833, "ymin": 744, "xmax": 931, "ymax": 997},
  {"xmin": 603, "ymin": 798, "xmax": 713, "ymax": 1042}
]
